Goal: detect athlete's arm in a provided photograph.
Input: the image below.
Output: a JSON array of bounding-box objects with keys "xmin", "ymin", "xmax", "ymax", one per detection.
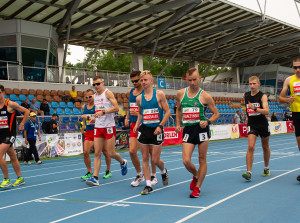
[
  {"xmin": 8, "ymin": 100, "xmax": 29, "ymax": 131},
  {"xmin": 81, "ymin": 104, "xmax": 88, "ymax": 120},
  {"xmin": 125, "ymin": 89, "xmax": 130, "ymax": 127},
  {"xmin": 24, "ymin": 122, "xmax": 28, "ymax": 145},
  {"xmin": 258, "ymin": 94, "xmax": 269, "ymax": 115},
  {"xmin": 175, "ymin": 89, "xmax": 184, "ymax": 133},
  {"xmin": 202, "ymin": 91, "xmax": 219, "ymax": 127},
  {"xmin": 133, "ymin": 95, "xmax": 142, "ymax": 133},
  {"xmin": 105, "ymin": 90, "xmax": 119, "ymax": 114},
  {"xmin": 157, "ymin": 90, "xmax": 170, "ymax": 127},
  {"xmin": 279, "ymin": 76, "xmax": 295, "ymax": 104}
]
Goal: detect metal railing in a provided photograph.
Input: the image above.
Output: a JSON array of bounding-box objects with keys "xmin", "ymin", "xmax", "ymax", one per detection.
[{"xmin": 0, "ymin": 60, "xmax": 275, "ymax": 94}]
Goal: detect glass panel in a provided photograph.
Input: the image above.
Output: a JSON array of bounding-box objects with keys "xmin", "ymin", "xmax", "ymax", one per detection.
[
  {"xmin": 48, "ymin": 53, "xmax": 57, "ymax": 66},
  {"xmin": 23, "ymin": 67, "xmax": 45, "ymax": 82},
  {"xmin": 22, "ymin": 47, "xmax": 47, "ymax": 68},
  {"xmin": 47, "ymin": 66, "xmax": 59, "ymax": 83},
  {"xmin": 0, "ymin": 35, "xmax": 16, "ymax": 47},
  {"xmin": 0, "ymin": 47, "xmax": 17, "ymax": 61},
  {"xmin": 21, "ymin": 35, "xmax": 48, "ymax": 49},
  {"xmin": 107, "ymin": 72, "xmax": 119, "ymax": 87},
  {"xmin": 165, "ymin": 77, "xmax": 174, "ymax": 89}
]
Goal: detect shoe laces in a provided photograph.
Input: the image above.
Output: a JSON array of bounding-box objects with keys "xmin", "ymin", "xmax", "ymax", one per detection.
[{"xmin": 105, "ymin": 170, "xmax": 110, "ymax": 175}]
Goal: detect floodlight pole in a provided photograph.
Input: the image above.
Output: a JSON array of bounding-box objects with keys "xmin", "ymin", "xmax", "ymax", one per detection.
[
  {"xmin": 202, "ymin": 48, "xmax": 218, "ymax": 81},
  {"xmin": 147, "ymin": 34, "xmax": 160, "ymax": 70},
  {"xmin": 61, "ymin": 16, "xmax": 71, "ymax": 83},
  {"xmin": 211, "ymin": 51, "xmax": 237, "ymax": 82}
]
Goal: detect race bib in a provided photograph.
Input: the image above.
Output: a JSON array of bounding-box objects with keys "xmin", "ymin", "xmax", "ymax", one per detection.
[
  {"xmin": 94, "ymin": 129, "xmax": 97, "ymax": 136},
  {"xmin": 0, "ymin": 116, "xmax": 8, "ymax": 129},
  {"xmin": 293, "ymin": 81, "xmax": 300, "ymax": 95},
  {"xmin": 143, "ymin": 108, "xmax": 159, "ymax": 124},
  {"xmin": 183, "ymin": 133, "xmax": 189, "ymax": 142},
  {"xmin": 107, "ymin": 127, "xmax": 113, "ymax": 134},
  {"xmin": 157, "ymin": 133, "xmax": 163, "ymax": 141},
  {"xmin": 246, "ymin": 103, "xmax": 261, "ymax": 116},
  {"xmin": 137, "ymin": 131, "xmax": 141, "ymax": 139},
  {"xmin": 130, "ymin": 103, "xmax": 139, "ymax": 112},
  {"xmin": 199, "ymin": 132, "xmax": 208, "ymax": 142},
  {"xmin": 182, "ymin": 107, "xmax": 200, "ymax": 124}
]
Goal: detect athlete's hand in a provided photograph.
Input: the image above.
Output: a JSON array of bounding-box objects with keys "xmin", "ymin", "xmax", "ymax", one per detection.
[
  {"xmin": 81, "ymin": 127, "xmax": 85, "ymax": 134},
  {"xmin": 133, "ymin": 124, "xmax": 138, "ymax": 133},
  {"xmin": 89, "ymin": 117, "xmax": 95, "ymax": 124},
  {"xmin": 154, "ymin": 126, "xmax": 162, "ymax": 135},
  {"xmin": 19, "ymin": 123, "xmax": 24, "ymax": 131},
  {"xmin": 175, "ymin": 125, "xmax": 181, "ymax": 133},
  {"xmin": 81, "ymin": 115, "xmax": 87, "ymax": 120},
  {"xmin": 288, "ymin": 96, "xmax": 296, "ymax": 104},
  {"xmin": 125, "ymin": 118, "xmax": 129, "ymax": 127},
  {"xmin": 200, "ymin": 121, "xmax": 208, "ymax": 128},
  {"xmin": 25, "ymin": 139, "xmax": 28, "ymax": 145},
  {"xmin": 129, "ymin": 109, "xmax": 138, "ymax": 116},
  {"xmin": 248, "ymin": 101, "xmax": 255, "ymax": 110}
]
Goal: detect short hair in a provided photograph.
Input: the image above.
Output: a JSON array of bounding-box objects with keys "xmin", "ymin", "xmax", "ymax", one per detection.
[
  {"xmin": 140, "ymin": 70, "xmax": 153, "ymax": 78},
  {"xmin": 186, "ymin": 67, "xmax": 198, "ymax": 76},
  {"xmin": 52, "ymin": 113, "xmax": 58, "ymax": 117},
  {"xmin": 130, "ymin": 70, "xmax": 141, "ymax": 78},
  {"xmin": 93, "ymin": 76, "xmax": 102, "ymax": 81},
  {"xmin": 86, "ymin": 89, "xmax": 94, "ymax": 93},
  {"xmin": 43, "ymin": 99, "xmax": 46, "ymax": 101},
  {"xmin": 293, "ymin": 57, "xmax": 300, "ymax": 63},
  {"xmin": 0, "ymin": 85, "xmax": 4, "ymax": 92},
  {"xmin": 249, "ymin": 75, "xmax": 260, "ymax": 83}
]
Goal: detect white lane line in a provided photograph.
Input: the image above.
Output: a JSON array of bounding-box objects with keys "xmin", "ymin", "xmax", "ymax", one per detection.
[
  {"xmin": 175, "ymin": 167, "xmax": 300, "ymax": 223},
  {"xmin": 121, "ymin": 201, "xmax": 205, "ymax": 209}
]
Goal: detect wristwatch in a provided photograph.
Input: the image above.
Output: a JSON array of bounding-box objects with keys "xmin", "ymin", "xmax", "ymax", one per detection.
[
  {"xmin": 158, "ymin": 125, "xmax": 164, "ymax": 130},
  {"xmin": 207, "ymin": 120, "xmax": 211, "ymax": 125},
  {"xmin": 253, "ymin": 107, "xmax": 257, "ymax": 112},
  {"xmin": 102, "ymin": 110, "xmax": 106, "ymax": 115}
]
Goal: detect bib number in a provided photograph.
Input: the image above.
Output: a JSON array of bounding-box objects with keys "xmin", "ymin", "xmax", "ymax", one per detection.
[
  {"xmin": 107, "ymin": 127, "xmax": 113, "ymax": 134},
  {"xmin": 157, "ymin": 133, "xmax": 163, "ymax": 141},
  {"xmin": 183, "ymin": 134, "xmax": 189, "ymax": 142},
  {"xmin": 199, "ymin": 132, "xmax": 208, "ymax": 142}
]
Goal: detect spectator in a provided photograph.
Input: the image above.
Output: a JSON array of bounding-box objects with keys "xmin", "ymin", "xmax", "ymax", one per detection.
[
  {"xmin": 30, "ymin": 98, "xmax": 44, "ymax": 116},
  {"xmin": 233, "ymin": 110, "xmax": 241, "ymax": 124},
  {"xmin": 283, "ymin": 112, "xmax": 289, "ymax": 121},
  {"xmin": 240, "ymin": 111, "xmax": 246, "ymax": 123},
  {"xmin": 24, "ymin": 112, "xmax": 42, "ymax": 165},
  {"xmin": 49, "ymin": 113, "xmax": 58, "ymax": 134},
  {"xmin": 69, "ymin": 86, "xmax": 81, "ymax": 103},
  {"xmin": 271, "ymin": 112, "xmax": 278, "ymax": 122},
  {"xmin": 40, "ymin": 99, "xmax": 50, "ymax": 116},
  {"xmin": 21, "ymin": 98, "xmax": 30, "ymax": 111}
]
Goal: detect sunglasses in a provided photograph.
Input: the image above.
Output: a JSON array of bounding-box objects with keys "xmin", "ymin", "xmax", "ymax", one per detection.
[
  {"xmin": 92, "ymin": 82, "xmax": 102, "ymax": 86},
  {"xmin": 85, "ymin": 95, "xmax": 92, "ymax": 99},
  {"xmin": 131, "ymin": 79, "xmax": 140, "ymax": 83},
  {"xmin": 293, "ymin": 66, "xmax": 300, "ymax": 70}
]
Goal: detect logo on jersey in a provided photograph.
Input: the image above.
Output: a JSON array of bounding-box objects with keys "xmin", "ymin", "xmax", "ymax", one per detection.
[{"xmin": 1, "ymin": 111, "xmax": 6, "ymax": 114}]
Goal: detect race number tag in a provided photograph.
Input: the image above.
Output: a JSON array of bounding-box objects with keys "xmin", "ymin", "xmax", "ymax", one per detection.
[
  {"xmin": 157, "ymin": 133, "xmax": 163, "ymax": 141},
  {"xmin": 94, "ymin": 129, "xmax": 97, "ymax": 136},
  {"xmin": 0, "ymin": 116, "xmax": 8, "ymax": 129},
  {"xmin": 137, "ymin": 131, "xmax": 141, "ymax": 139},
  {"xmin": 130, "ymin": 103, "xmax": 139, "ymax": 112},
  {"xmin": 143, "ymin": 108, "xmax": 159, "ymax": 124},
  {"xmin": 182, "ymin": 107, "xmax": 200, "ymax": 124},
  {"xmin": 247, "ymin": 126, "xmax": 251, "ymax": 133},
  {"xmin": 107, "ymin": 127, "xmax": 113, "ymax": 134},
  {"xmin": 246, "ymin": 103, "xmax": 260, "ymax": 116},
  {"xmin": 183, "ymin": 134, "xmax": 189, "ymax": 142},
  {"xmin": 199, "ymin": 132, "xmax": 208, "ymax": 142},
  {"xmin": 293, "ymin": 81, "xmax": 300, "ymax": 95}
]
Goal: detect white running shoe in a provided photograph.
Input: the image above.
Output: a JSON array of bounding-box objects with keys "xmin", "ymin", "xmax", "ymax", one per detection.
[
  {"xmin": 24, "ymin": 161, "xmax": 32, "ymax": 165},
  {"xmin": 131, "ymin": 174, "xmax": 144, "ymax": 187},
  {"xmin": 36, "ymin": 160, "xmax": 42, "ymax": 165},
  {"xmin": 151, "ymin": 175, "xmax": 158, "ymax": 185}
]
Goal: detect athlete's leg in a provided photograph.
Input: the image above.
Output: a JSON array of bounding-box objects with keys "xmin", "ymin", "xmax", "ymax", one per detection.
[
  {"xmin": 261, "ymin": 136, "xmax": 270, "ymax": 168},
  {"xmin": 93, "ymin": 137, "xmax": 104, "ymax": 177},
  {"xmin": 83, "ymin": 140, "xmax": 94, "ymax": 174},
  {"xmin": 6, "ymin": 145, "xmax": 22, "ymax": 177},
  {"xmin": 150, "ymin": 145, "xmax": 164, "ymax": 171},
  {"xmin": 140, "ymin": 144, "xmax": 151, "ymax": 181},
  {"xmin": 129, "ymin": 137, "xmax": 141, "ymax": 173},
  {"xmin": 0, "ymin": 143, "xmax": 11, "ymax": 178},
  {"xmin": 109, "ymin": 135, "xmax": 124, "ymax": 163},
  {"xmin": 182, "ymin": 143, "xmax": 197, "ymax": 176},
  {"xmin": 196, "ymin": 141, "xmax": 209, "ymax": 189},
  {"xmin": 102, "ymin": 140, "xmax": 111, "ymax": 171},
  {"xmin": 149, "ymin": 148, "xmax": 156, "ymax": 174},
  {"xmin": 246, "ymin": 134, "xmax": 257, "ymax": 172}
]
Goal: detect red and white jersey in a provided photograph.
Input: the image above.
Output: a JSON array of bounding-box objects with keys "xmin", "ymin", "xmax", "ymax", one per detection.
[{"xmin": 94, "ymin": 89, "xmax": 115, "ymax": 128}]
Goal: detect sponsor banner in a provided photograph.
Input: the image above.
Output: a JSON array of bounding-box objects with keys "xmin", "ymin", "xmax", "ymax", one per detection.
[
  {"xmin": 162, "ymin": 127, "xmax": 183, "ymax": 146},
  {"xmin": 269, "ymin": 121, "xmax": 287, "ymax": 135},
  {"xmin": 238, "ymin": 124, "xmax": 248, "ymax": 138},
  {"xmin": 63, "ymin": 133, "xmax": 83, "ymax": 156},
  {"xmin": 230, "ymin": 124, "xmax": 240, "ymax": 139},
  {"xmin": 286, "ymin": 121, "xmax": 295, "ymax": 133},
  {"xmin": 210, "ymin": 125, "xmax": 231, "ymax": 141},
  {"xmin": 115, "ymin": 130, "xmax": 130, "ymax": 150}
]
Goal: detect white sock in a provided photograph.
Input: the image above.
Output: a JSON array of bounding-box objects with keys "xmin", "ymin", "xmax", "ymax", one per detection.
[
  {"xmin": 247, "ymin": 171, "xmax": 251, "ymax": 174},
  {"xmin": 160, "ymin": 168, "xmax": 166, "ymax": 174},
  {"xmin": 151, "ymin": 173, "xmax": 156, "ymax": 177},
  {"xmin": 137, "ymin": 172, "xmax": 143, "ymax": 176},
  {"xmin": 146, "ymin": 180, "xmax": 151, "ymax": 186},
  {"xmin": 264, "ymin": 167, "xmax": 269, "ymax": 169}
]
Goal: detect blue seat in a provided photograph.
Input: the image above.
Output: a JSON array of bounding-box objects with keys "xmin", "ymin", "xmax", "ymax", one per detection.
[
  {"xmin": 50, "ymin": 108, "xmax": 55, "ymax": 115},
  {"xmin": 60, "ymin": 123, "xmax": 68, "ymax": 132},
  {"xmin": 28, "ymin": 94, "xmax": 35, "ymax": 101},
  {"xmin": 19, "ymin": 94, "xmax": 26, "ymax": 101},
  {"xmin": 73, "ymin": 108, "xmax": 80, "ymax": 115},
  {"xmin": 15, "ymin": 101, "xmax": 21, "ymax": 106},
  {"xmin": 59, "ymin": 102, "xmax": 66, "ymax": 108},
  {"xmin": 51, "ymin": 102, "xmax": 58, "ymax": 108},
  {"xmin": 69, "ymin": 123, "xmax": 78, "ymax": 131},
  {"xmin": 56, "ymin": 108, "xmax": 64, "ymax": 115},
  {"xmin": 65, "ymin": 108, "xmax": 72, "ymax": 115},
  {"xmin": 9, "ymin": 94, "xmax": 17, "ymax": 101},
  {"xmin": 4, "ymin": 94, "xmax": 7, "ymax": 99},
  {"xmin": 67, "ymin": 102, "xmax": 74, "ymax": 108},
  {"xmin": 170, "ymin": 108, "xmax": 174, "ymax": 114},
  {"xmin": 62, "ymin": 116, "xmax": 71, "ymax": 123},
  {"xmin": 71, "ymin": 116, "xmax": 78, "ymax": 122}
]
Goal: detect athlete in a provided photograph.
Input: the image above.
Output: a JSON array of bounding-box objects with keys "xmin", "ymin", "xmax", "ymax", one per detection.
[
  {"xmin": 86, "ymin": 76, "xmax": 128, "ymax": 186},
  {"xmin": 125, "ymin": 70, "xmax": 157, "ymax": 187},
  {"xmin": 175, "ymin": 67, "xmax": 219, "ymax": 198},
  {"xmin": 242, "ymin": 76, "xmax": 270, "ymax": 181},
  {"xmin": 0, "ymin": 85, "xmax": 29, "ymax": 188},
  {"xmin": 133, "ymin": 70, "xmax": 170, "ymax": 195}
]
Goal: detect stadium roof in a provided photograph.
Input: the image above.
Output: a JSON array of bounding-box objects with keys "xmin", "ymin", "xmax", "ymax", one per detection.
[{"xmin": 1, "ymin": 0, "xmax": 300, "ymax": 67}]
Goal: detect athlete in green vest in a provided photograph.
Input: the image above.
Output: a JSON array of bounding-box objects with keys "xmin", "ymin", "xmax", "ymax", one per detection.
[{"xmin": 175, "ymin": 67, "xmax": 219, "ymax": 198}]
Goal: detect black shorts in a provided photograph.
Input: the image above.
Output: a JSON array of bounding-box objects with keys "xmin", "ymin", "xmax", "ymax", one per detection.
[
  {"xmin": 182, "ymin": 124, "xmax": 210, "ymax": 145},
  {"xmin": 0, "ymin": 135, "xmax": 16, "ymax": 146},
  {"xmin": 292, "ymin": 112, "xmax": 300, "ymax": 137},
  {"xmin": 137, "ymin": 124, "xmax": 164, "ymax": 146},
  {"xmin": 247, "ymin": 124, "xmax": 270, "ymax": 137}
]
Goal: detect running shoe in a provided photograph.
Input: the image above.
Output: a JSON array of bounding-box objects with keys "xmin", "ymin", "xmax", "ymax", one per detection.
[
  {"xmin": 131, "ymin": 174, "xmax": 144, "ymax": 187},
  {"xmin": 12, "ymin": 177, "xmax": 25, "ymax": 187},
  {"xmin": 81, "ymin": 172, "xmax": 93, "ymax": 180},
  {"xmin": 86, "ymin": 177, "xmax": 99, "ymax": 186},
  {"xmin": 121, "ymin": 159, "xmax": 128, "ymax": 176},
  {"xmin": 190, "ymin": 176, "xmax": 197, "ymax": 191},
  {"xmin": 263, "ymin": 168, "xmax": 270, "ymax": 177},
  {"xmin": 151, "ymin": 175, "xmax": 158, "ymax": 186},
  {"xmin": 141, "ymin": 186, "xmax": 153, "ymax": 195},
  {"xmin": 0, "ymin": 179, "xmax": 12, "ymax": 188},
  {"xmin": 24, "ymin": 161, "xmax": 32, "ymax": 165},
  {"xmin": 161, "ymin": 168, "xmax": 169, "ymax": 186},
  {"xmin": 36, "ymin": 160, "xmax": 42, "ymax": 165},
  {"xmin": 190, "ymin": 186, "xmax": 200, "ymax": 198},
  {"xmin": 103, "ymin": 170, "xmax": 112, "ymax": 179},
  {"xmin": 242, "ymin": 172, "xmax": 252, "ymax": 181},
  {"xmin": 297, "ymin": 175, "xmax": 300, "ymax": 182}
]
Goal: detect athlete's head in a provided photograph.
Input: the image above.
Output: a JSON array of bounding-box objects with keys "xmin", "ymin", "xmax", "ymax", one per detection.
[
  {"xmin": 186, "ymin": 67, "xmax": 201, "ymax": 89},
  {"xmin": 93, "ymin": 76, "xmax": 104, "ymax": 92},
  {"xmin": 293, "ymin": 57, "xmax": 300, "ymax": 76},
  {"xmin": 140, "ymin": 70, "xmax": 153, "ymax": 89},
  {"xmin": 248, "ymin": 76, "xmax": 260, "ymax": 92},
  {"xmin": 85, "ymin": 89, "xmax": 94, "ymax": 103},
  {"xmin": 0, "ymin": 85, "xmax": 4, "ymax": 100},
  {"xmin": 130, "ymin": 70, "xmax": 141, "ymax": 88}
]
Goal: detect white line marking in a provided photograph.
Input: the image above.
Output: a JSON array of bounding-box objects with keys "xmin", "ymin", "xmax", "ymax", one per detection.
[
  {"xmin": 122, "ymin": 201, "xmax": 205, "ymax": 209},
  {"xmin": 175, "ymin": 167, "xmax": 300, "ymax": 223}
]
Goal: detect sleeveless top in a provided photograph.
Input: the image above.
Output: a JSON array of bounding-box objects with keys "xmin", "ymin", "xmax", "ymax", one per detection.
[
  {"xmin": 141, "ymin": 89, "xmax": 163, "ymax": 128},
  {"xmin": 129, "ymin": 88, "xmax": 143, "ymax": 123},
  {"xmin": 94, "ymin": 89, "xmax": 115, "ymax": 128},
  {"xmin": 289, "ymin": 74, "xmax": 300, "ymax": 112},
  {"xmin": 181, "ymin": 87, "xmax": 206, "ymax": 126},
  {"xmin": 83, "ymin": 104, "xmax": 95, "ymax": 130},
  {"xmin": 0, "ymin": 99, "xmax": 17, "ymax": 136}
]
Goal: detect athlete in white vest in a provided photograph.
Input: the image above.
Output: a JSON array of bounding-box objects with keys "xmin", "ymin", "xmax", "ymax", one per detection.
[{"xmin": 86, "ymin": 76, "xmax": 128, "ymax": 186}]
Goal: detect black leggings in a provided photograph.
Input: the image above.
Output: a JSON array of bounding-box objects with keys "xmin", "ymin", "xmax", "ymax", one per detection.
[{"xmin": 25, "ymin": 138, "xmax": 40, "ymax": 162}]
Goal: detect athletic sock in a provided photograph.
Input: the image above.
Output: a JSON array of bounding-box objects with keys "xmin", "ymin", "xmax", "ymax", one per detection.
[
  {"xmin": 151, "ymin": 173, "xmax": 156, "ymax": 177},
  {"xmin": 146, "ymin": 180, "xmax": 151, "ymax": 186},
  {"xmin": 160, "ymin": 168, "xmax": 166, "ymax": 174}
]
